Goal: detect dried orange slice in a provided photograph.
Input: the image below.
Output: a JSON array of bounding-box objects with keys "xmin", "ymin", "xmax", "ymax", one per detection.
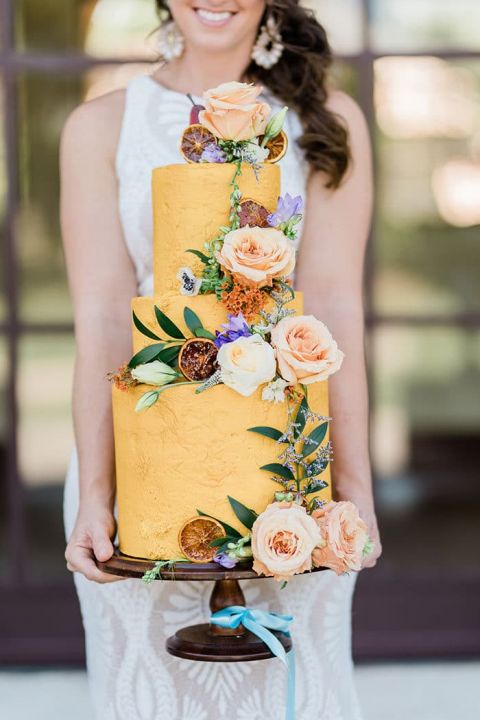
[
  {"xmin": 178, "ymin": 516, "xmax": 226, "ymax": 563},
  {"xmin": 238, "ymin": 199, "xmax": 270, "ymax": 228},
  {"xmin": 261, "ymin": 130, "xmax": 288, "ymax": 163},
  {"xmin": 180, "ymin": 124, "xmax": 217, "ymax": 163},
  {"xmin": 178, "ymin": 338, "xmax": 218, "ymax": 381}
]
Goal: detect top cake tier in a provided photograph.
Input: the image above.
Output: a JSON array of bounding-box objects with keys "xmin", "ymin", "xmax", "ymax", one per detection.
[{"xmin": 152, "ymin": 162, "xmax": 280, "ymax": 296}]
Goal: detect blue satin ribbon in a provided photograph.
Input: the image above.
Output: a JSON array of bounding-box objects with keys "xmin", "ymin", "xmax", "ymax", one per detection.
[{"xmin": 211, "ymin": 605, "xmax": 295, "ymax": 720}]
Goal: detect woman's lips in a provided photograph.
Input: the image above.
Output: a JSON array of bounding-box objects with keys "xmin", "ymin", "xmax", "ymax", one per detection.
[{"xmin": 194, "ymin": 7, "xmax": 236, "ymax": 27}]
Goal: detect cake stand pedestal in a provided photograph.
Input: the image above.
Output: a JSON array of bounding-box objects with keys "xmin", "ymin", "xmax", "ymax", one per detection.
[{"xmin": 97, "ymin": 550, "xmax": 323, "ymax": 662}]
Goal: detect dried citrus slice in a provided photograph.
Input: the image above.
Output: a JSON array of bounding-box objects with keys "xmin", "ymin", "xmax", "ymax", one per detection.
[
  {"xmin": 238, "ymin": 199, "xmax": 270, "ymax": 228},
  {"xmin": 178, "ymin": 516, "xmax": 226, "ymax": 563},
  {"xmin": 178, "ymin": 338, "xmax": 218, "ymax": 381},
  {"xmin": 180, "ymin": 124, "xmax": 217, "ymax": 163},
  {"xmin": 261, "ymin": 130, "xmax": 288, "ymax": 163}
]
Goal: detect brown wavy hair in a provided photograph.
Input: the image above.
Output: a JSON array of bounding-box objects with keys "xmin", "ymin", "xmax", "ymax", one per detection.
[{"xmin": 155, "ymin": 0, "xmax": 351, "ymax": 188}]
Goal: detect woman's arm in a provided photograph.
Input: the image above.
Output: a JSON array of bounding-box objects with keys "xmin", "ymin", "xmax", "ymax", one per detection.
[
  {"xmin": 60, "ymin": 92, "xmax": 138, "ymax": 582},
  {"xmin": 295, "ymin": 91, "xmax": 382, "ymax": 567}
]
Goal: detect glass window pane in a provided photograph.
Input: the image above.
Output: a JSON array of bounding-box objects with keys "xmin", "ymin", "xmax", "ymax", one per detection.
[
  {"xmin": 17, "ymin": 68, "xmax": 149, "ymax": 323},
  {"xmin": 306, "ymin": 0, "xmax": 364, "ymax": 56},
  {"xmin": 370, "ymin": 0, "xmax": 480, "ymax": 52},
  {"xmin": 0, "ymin": 337, "xmax": 8, "ymax": 579},
  {"xmin": 18, "ymin": 334, "xmax": 74, "ymax": 579},
  {"xmin": 0, "ymin": 79, "xmax": 6, "ymax": 322},
  {"xmin": 371, "ymin": 327, "xmax": 480, "ymax": 572},
  {"xmin": 374, "ymin": 58, "xmax": 480, "ymax": 316},
  {"xmin": 15, "ymin": 0, "xmax": 159, "ymax": 58}
]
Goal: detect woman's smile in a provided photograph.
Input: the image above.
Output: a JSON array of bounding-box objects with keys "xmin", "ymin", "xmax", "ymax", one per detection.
[{"xmin": 193, "ymin": 5, "xmax": 238, "ymax": 29}]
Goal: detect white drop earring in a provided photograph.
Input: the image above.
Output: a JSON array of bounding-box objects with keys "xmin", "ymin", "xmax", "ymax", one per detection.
[
  {"xmin": 251, "ymin": 15, "xmax": 284, "ymax": 70},
  {"xmin": 155, "ymin": 20, "xmax": 185, "ymax": 61}
]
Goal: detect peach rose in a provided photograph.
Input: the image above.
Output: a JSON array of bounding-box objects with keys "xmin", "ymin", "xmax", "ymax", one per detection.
[
  {"xmin": 270, "ymin": 315, "xmax": 344, "ymax": 385},
  {"xmin": 199, "ymin": 81, "xmax": 270, "ymax": 141},
  {"xmin": 252, "ymin": 501, "xmax": 321, "ymax": 582},
  {"xmin": 312, "ymin": 501, "xmax": 370, "ymax": 575},
  {"xmin": 216, "ymin": 226, "xmax": 296, "ymax": 288}
]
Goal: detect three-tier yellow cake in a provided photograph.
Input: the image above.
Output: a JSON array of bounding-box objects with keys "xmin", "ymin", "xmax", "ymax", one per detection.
[{"xmin": 111, "ymin": 160, "xmax": 331, "ymax": 561}]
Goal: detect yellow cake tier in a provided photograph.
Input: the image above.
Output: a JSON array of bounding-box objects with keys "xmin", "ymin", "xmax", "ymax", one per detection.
[
  {"xmin": 113, "ymin": 291, "xmax": 331, "ymax": 560},
  {"xmin": 152, "ymin": 163, "xmax": 280, "ymax": 295}
]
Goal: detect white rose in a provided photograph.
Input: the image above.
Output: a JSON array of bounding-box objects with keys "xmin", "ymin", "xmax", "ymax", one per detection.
[{"xmin": 217, "ymin": 334, "xmax": 276, "ymax": 397}]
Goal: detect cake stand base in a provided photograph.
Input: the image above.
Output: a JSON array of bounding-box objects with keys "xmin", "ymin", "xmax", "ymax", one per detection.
[{"xmin": 97, "ymin": 550, "xmax": 322, "ymax": 662}]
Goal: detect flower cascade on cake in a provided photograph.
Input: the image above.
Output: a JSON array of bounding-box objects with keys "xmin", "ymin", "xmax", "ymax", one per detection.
[{"xmin": 108, "ymin": 80, "xmax": 374, "ymax": 581}]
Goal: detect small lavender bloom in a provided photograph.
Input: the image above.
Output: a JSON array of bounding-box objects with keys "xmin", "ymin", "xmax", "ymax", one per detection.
[
  {"xmin": 213, "ymin": 552, "xmax": 238, "ymax": 569},
  {"xmin": 201, "ymin": 143, "xmax": 227, "ymax": 163},
  {"xmin": 267, "ymin": 193, "xmax": 304, "ymax": 227},
  {"xmin": 214, "ymin": 313, "xmax": 251, "ymax": 348}
]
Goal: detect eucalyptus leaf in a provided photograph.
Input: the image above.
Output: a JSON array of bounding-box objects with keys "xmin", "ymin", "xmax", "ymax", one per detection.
[
  {"xmin": 128, "ymin": 343, "xmax": 165, "ymax": 369},
  {"xmin": 304, "ymin": 478, "xmax": 329, "ymax": 495},
  {"xmin": 227, "ymin": 496, "xmax": 258, "ymax": 531},
  {"xmin": 157, "ymin": 345, "xmax": 181, "ymax": 365},
  {"xmin": 184, "ymin": 307, "xmax": 203, "ymax": 336},
  {"xmin": 154, "ymin": 306, "xmax": 185, "ymax": 339},
  {"xmin": 260, "ymin": 463, "xmax": 295, "ymax": 481},
  {"xmin": 195, "ymin": 328, "xmax": 216, "ymax": 340},
  {"xmin": 301, "ymin": 422, "xmax": 329, "ymax": 458},
  {"xmin": 186, "ymin": 248, "xmax": 210, "ymax": 264},
  {"xmin": 305, "ymin": 456, "xmax": 329, "ymax": 478},
  {"xmin": 247, "ymin": 426, "xmax": 285, "ymax": 442},
  {"xmin": 196, "ymin": 510, "xmax": 241, "ymax": 539},
  {"xmin": 132, "ymin": 311, "xmax": 161, "ymax": 341},
  {"xmin": 294, "ymin": 396, "xmax": 309, "ymax": 439}
]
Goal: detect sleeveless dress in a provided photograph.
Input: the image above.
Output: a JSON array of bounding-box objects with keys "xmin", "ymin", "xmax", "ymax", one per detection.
[{"xmin": 63, "ymin": 74, "xmax": 364, "ymax": 720}]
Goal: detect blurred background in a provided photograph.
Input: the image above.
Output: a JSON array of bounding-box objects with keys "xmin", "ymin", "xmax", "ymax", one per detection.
[{"xmin": 0, "ymin": 0, "xmax": 479, "ymax": 674}]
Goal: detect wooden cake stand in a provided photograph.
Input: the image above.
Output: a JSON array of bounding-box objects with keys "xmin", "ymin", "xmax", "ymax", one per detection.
[{"xmin": 97, "ymin": 550, "xmax": 324, "ymax": 663}]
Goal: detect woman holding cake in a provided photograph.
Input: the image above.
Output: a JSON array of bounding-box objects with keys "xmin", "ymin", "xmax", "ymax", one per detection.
[{"xmin": 61, "ymin": 0, "xmax": 381, "ymax": 718}]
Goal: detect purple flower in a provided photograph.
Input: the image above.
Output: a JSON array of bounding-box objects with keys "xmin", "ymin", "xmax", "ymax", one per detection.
[
  {"xmin": 213, "ymin": 552, "xmax": 238, "ymax": 569},
  {"xmin": 201, "ymin": 143, "xmax": 227, "ymax": 164},
  {"xmin": 214, "ymin": 313, "xmax": 251, "ymax": 348},
  {"xmin": 267, "ymin": 193, "xmax": 304, "ymax": 227}
]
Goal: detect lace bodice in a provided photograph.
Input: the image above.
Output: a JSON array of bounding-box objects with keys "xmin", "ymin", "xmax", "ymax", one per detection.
[{"xmin": 115, "ymin": 73, "xmax": 309, "ymax": 297}]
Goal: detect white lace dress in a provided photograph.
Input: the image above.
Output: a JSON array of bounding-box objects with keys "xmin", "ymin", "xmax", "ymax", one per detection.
[{"xmin": 63, "ymin": 74, "xmax": 364, "ymax": 720}]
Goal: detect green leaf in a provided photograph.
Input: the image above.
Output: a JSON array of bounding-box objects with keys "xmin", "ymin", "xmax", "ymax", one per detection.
[
  {"xmin": 132, "ymin": 311, "xmax": 162, "ymax": 341},
  {"xmin": 227, "ymin": 496, "xmax": 258, "ymax": 531},
  {"xmin": 304, "ymin": 456, "xmax": 329, "ymax": 478},
  {"xmin": 304, "ymin": 478, "xmax": 329, "ymax": 495},
  {"xmin": 128, "ymin": 343, "xmax": 165, "ymax": 368},
  {"xmin": 247, "ymin": 426, "xmax": 285, "ymax": 442},
  {"xmin": 301, "ymin": 422, "xmax": 329, "ymax": 458},
  {"xmin": 154, "ymin": 306, "xmax": 186, "ymax": 339},
  {"xmin": 209, "ymin": 535, "xmax": 239, "ymax": 548},
  {"xmin": 186, "ymin": 248, "xmax": 210, "ymax": 264},
  {"xmin": 157, "ymin": 344, "xmax": 181, "ymax": 365},
  {"xmin": 195, "ymin": 328, "xmax": 216, "ymax": 340},
  {"xmin": 294, "ymin": 396, "xmax": 309, "ymax": 439},
  {"xmin": 184, "ymin": 307, "xmax": 203, "ymax": 336},
  {"xmin": 260, "ymin": 463, "xmax": 295, "ymax": 481},
  {"xmin": 196, "ymin": 510, "xmax": 242, "ymax": 539}
]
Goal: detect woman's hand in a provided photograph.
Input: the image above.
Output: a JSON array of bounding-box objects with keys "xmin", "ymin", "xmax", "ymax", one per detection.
[{"xmin": 66, "ymin": 501, "xmax": 123, "ymax": 583}]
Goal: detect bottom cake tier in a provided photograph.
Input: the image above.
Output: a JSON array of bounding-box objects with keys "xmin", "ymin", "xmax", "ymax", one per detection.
[{"xmin": 112, "ymin": 378, "xmax": 331, "ymax": 560}]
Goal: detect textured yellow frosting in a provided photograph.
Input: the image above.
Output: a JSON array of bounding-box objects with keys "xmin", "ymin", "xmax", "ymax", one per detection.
[
  {"xmin": 115, "ymin": 291, "xmax": 331, "ymax": 559},
  {"xmin": 152, "ymin": 163, "xmax": 280, "ymax": 295},
  {"xmin": 113, "ymin": 162, "xmax": 333, "ymax": 560}
]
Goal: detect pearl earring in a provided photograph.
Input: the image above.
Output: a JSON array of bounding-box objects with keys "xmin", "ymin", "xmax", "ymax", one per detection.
[
  {"xmin": 251, "ymin": 15, "xmax": 284, "ymax": 70},
  {"xmin": 155, "ymin": 20, "xmax": 184, "ymax": 62}
]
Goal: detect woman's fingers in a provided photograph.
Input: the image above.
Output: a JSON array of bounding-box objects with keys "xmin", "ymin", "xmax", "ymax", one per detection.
[
  {"xmin": 66, "ymin": 542, "xmax": 122, "ymax": 583},
  {"xmin": 92, "ymin": 530, "xmax": 114, "ymax": 563}
]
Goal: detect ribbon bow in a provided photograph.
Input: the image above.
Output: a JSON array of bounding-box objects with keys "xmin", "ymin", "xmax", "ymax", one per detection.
[{"xmin": 211, "ymin": 605, "xmax": 296, "ymax": 720}]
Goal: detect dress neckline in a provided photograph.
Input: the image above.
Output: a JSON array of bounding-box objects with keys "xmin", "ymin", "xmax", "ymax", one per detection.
[{"xmin": 142, "ymin": 74, "xmax": 203, "ymax": 103}]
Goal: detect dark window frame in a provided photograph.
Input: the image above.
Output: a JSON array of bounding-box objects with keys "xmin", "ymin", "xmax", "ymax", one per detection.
[{"xmin": 1, "ymin": 0, "xmax": 479, "ymax": 663}]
